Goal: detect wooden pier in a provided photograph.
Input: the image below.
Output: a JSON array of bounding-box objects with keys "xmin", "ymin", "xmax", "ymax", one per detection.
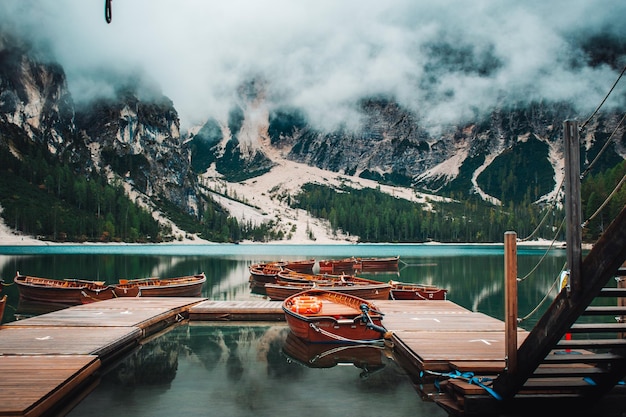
[
  {"xmin": 0, "ymin": 296, "xmax": 532, "ymax": 417},
  {"xmin": 0, "ymin": 297, "xmax": 206, "ymax": 417}
]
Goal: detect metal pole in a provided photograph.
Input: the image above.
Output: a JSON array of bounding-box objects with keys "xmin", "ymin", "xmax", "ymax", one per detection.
[
  {"xmin": 563, "ymin": 120, "xmax": 582, "ymax": 298},
  {"xmin": 504, "ymin": 231, "xmax": 518, "ymax": 373}
]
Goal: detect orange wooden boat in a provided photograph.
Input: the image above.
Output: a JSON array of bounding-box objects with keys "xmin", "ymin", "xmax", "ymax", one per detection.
[
  {"xmin": 14, "ymin": 272, "xmax": 206, "ymax": 304},
  {"xmin": 285, "ymin": 259, "xmax": 316, "ymax": 272},
  {"xmin": 14, "ymin": 273, "xmax": 113, "ymax": 304},
  {"xmin": 113, "ymin": 274, "xmax": 206, "ymax": 297},
  {"xmin": 267, "ymin": 272, "xmax": 391, "ymax": 301},
  {"xmin": 282, "ymin": 289, "xmax": 390, "ymax": 344},
  {"xmin": 389, "ymin": 280, "xmax": 448, "ymax": 300},
  {"xmin": 356, "ymin": 256, "xmax": 400, "ymax": 271},
  {"xmin": 249, "ymin": 262, "xmax": 287, "ymax": 283},
  {"xmin": 318, "ymin": 257, "xmax": 361, "ymax": 273}
]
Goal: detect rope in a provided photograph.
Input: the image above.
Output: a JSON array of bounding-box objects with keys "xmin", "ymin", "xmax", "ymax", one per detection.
[
  {"xmin": 582, "ymin": 173, "xmax": 626, "ymax": 228},
  {"xmin": 518, "ymin": 264, "xmax": 565, "ymax": 323},
  {"xmin": 311, "ymin": 344, "xmax": 386, "ymax": 363},
  {"xmin": 517, "ymin": 216, "xmax": 565, "ymax": 283},
  {"xmin": 105, "ymin": 0, "xmax": 112, "ymax": 23},
  {"xmin": 420, "ymin": 369, "xmax": 503, "ymax": 401},
  {"xmin": 518, "ymin": 176, "xmax": 564, "ymax": 242},
  {"xmin": 580, "ymin": 65, "xmax": 626, "ymax": 132},
  {"xmin": 309, "ymin": 322, "xmax": 387, "ymax": 345},
  {"xmin": 581, "ymin": 112, "xmax": 626, "ymax": 179}
]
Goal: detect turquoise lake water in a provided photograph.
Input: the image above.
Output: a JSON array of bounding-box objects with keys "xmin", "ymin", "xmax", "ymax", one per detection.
[{"xmin": 0, "ymin": 243, "xmax": 571, "ymax": 416}]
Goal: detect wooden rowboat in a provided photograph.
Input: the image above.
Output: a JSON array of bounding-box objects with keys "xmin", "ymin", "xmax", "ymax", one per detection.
[
  {"xmin": 285, "ymin": 259, "xmax": 316, "ymax": 272},
  {"xmin": 282, "ymin": 289, "xmax": 390, "ymax": 344},
  {"xmin": 14, "ymin": 272, "xmax": 206, "ymax": 304},
  {"xmin": 14, "ymin": 274, "xmax": 113, "ymax": 304},
  {"xmin": 267, "ymin": 273, "xmax": 392, "ymax": 301},
  {"xmin": 389, "ymin": 280, "xmax": 448, "ymax": 300},
  {"xmin": 318, "ymin": 257, "xmax": 360, "ymax": 273},
  {"xmin": 114, "ymin": 274, "xmax": 206, "ymax": 297},
  {"xmin": 249, "ymin": 262, "xmax": 287, "ymax": 283},
  {"xmin": 356, "ymin": 256, "xmax": 400, "ymax": 271}
]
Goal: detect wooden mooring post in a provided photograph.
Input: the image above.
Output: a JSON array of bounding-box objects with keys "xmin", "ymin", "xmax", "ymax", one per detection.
[
  {"xmin": 564, "ymin": 120, "xmax": 582, "ymax": 298},
  {"xmin": 504, "ymin": 231, "xmax": 518, "ymax": 373}
]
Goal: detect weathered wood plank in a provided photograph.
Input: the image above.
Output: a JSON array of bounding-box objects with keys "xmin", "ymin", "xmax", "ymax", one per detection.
[
  {"xmin": 0, "ymin": 326, "xmax": 142, "ymax": 357},
  {"xmin": 0, "ymin": 355, "xmax": 100, "ymax": 417},
  {"xmin": 189, "ymin": 300, "xmax": 284, "ymax": 321}
]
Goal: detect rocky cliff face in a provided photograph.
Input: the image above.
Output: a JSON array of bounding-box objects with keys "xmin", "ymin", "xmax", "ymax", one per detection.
[
  {"xmin": 196, "ymin": 95, "xmax": 625, "ymax": 206},
  {"xmin": 0, "ymin": 33, "xmax": 198, "ymax": 217},
  {"xmin": 75, "ymin": 88, "xmax": 197, "ymax": 213},
  {"xmin": 0, "ymin": 33, "xmax": 78, "ymax": 158}
]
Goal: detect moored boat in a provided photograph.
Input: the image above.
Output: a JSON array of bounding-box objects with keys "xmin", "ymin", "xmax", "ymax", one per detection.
[
  {"xmin": 356, "ymin": 256, "xmax": 400, "ymax": 271},
  {"xmin": 282, "ymin": 289, "xmax": 391, "ymax": 344},
  {"xmin": 267, "ymin": 273, "xmax": 392, "ymax": 300},
  {"xmin": 285, "ymin": 259, "xmax": 316, "ymax": 273},
  {"xmin": 388, "ymin": 280, "xmax": 448, "ymax": 300},
  {"xmin": 14, "ymin": 272, "xmax": 206, "ymax": 304},
  {"xmin": 318, "ymin": 257, "xmax": 360, "ymax": 273},
  {"xmin": 14, "ymin": 273, "xmax": 113, "ymax": 305},
  {"xmin": 249, "ymin": 262, "xmax": 287, "ymax": 283},
  {"xmin": 114, "ymin": 274, "xmax": 206, "ymax": 297}
]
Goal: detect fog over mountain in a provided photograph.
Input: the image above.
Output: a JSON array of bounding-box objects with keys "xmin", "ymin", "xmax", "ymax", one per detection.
[{"xmin": 1, "ymin": 0, "xmax": 625, "ymax": 132}]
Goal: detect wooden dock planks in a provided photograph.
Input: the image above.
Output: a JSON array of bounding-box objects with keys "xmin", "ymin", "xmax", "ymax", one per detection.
[
  {"xmin": 0, "ymin": 296, "xmax": 532, "ymax": 416},
  {"xmin": 0, "ymin": 355, "xmax": 100, "ymax": 417},
  {"xmin": 375, "ymin": 300, "xmax": 529, "ymax": 372},
  {"xmin": 189, "ymin": 299, "xmax": 284, "ymax": 321},
  {"xmin": 0, "ymin": 326, "xmax": 142, "ymax": 357},
  {"xmin": 0, "ymin": 297, "xmax": 207, "ymax": 417}
]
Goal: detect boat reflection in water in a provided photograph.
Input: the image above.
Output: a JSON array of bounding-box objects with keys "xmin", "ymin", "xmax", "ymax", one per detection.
[
  {"xmin": 67, "ymin": 322, "xmax": 444, "ymax": 417},
  {"xmin": 281, "ymin": 332, "xmax": 388, "ymax": 378}
]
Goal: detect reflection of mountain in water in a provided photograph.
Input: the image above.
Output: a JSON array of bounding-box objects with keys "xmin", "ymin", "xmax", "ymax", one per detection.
[{"xmin": 105, "ymin": 331, "xmax": 180, "ymax": 388}]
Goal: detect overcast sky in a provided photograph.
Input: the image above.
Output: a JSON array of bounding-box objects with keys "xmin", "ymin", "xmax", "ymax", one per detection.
[{"xmin": 1, "ymin": 1, "xmax": 625, "ymax": 131}]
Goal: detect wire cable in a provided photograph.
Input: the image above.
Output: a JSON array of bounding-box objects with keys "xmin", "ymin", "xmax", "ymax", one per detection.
[
  {"xmin": 518, "ymin": 263, "xmax": 566, "ymax": 323},
  {"xmin": 582, "ymin": 173, "xmax": 626, "ymax": 228},
  {"xmin": 518, "ymin": 175, "xmax": 564, "ymax": 242},
  {"xmin": 581, "ymin": 112, "xmax": 626, "ymax": 179},
  {"xmin": 517, "ymin": 216, "xmax": 565, "ymax": 283},
  {"xmin": 580, "ymin": 65, "xmax": 626, "ymax": 132}
]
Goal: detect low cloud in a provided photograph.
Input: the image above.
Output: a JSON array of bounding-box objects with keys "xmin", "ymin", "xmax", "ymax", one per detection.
[{"xmin": 1, "ymin": 0, "xmax": 625, "ymax": 131}]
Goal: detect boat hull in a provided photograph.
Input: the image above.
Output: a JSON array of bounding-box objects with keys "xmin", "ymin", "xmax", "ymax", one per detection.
[
  {"xmin": 266, "ymin": 281, "xmax": 391, "ymax": 301},
  {"xmin": 285, "ymin": 259, "xmax": 315, "ymax": 272},
  {"xmin": 388, "ymin": 281, "xmax": 448, "ymax": 300},
  {"xmin": 115, "ymin": 274, "xmax": 206, "ymax": 297},
  {"xmin": 14, "ymin": 275, "xmax": 110, "ymax": 305},
  {"xmin": 282, "ymin": 290, "xmax": 387, "ymax": 344},
  {"xmin": 14, "ymin": 273, "xmax": 206, "ymax": 304},
  {"xmin": 390, "ymin": 288, "xmax": 447, "ymax": 300},
  {"xmin": 318, "ymin": 258, "xmax": 359, "ymax": 273},
  {"xmin": 357, "ymin": 256, "xmax": 400, "ymax": 271}
]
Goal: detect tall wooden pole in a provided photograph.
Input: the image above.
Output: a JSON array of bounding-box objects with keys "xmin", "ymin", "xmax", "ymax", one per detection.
[
  {"xmin": 504, "ymin": 231, "xmax": 518, "ymax": 373},
  {"xmin": 563, "ymin": 120, "xmax": 582, "ymax": 298}
]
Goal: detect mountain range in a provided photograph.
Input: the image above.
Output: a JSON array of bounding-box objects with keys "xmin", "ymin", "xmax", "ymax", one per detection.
[{"xmin": 1, "ymin": 31, "xmax": 625, "ymax": 243}]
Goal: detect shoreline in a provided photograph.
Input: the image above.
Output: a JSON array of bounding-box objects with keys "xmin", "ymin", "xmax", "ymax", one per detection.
[{"xmin": 0, "ymin": 220, "xmax": 591, "ymax": 249}]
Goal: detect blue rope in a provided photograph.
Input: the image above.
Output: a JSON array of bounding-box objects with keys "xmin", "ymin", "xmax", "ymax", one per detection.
[{"xmin": 420, "ymin": 370, "xmax": 503, "ymax": 401}]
